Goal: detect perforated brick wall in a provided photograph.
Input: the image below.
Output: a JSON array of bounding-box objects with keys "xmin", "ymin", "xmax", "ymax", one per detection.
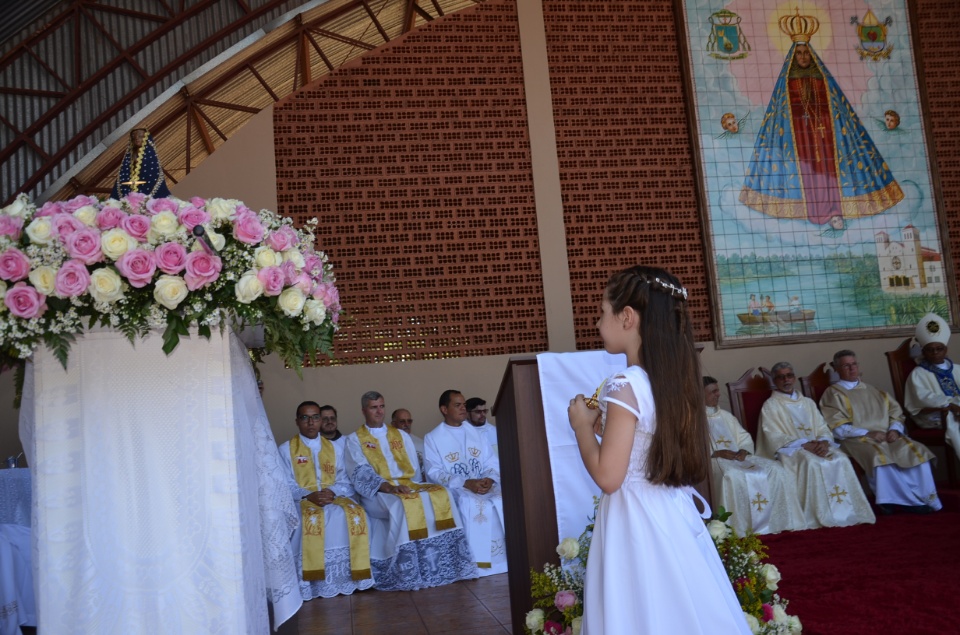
[
  {"xmin": 918, "ymin": 0, "xmax": 960, "ymax": 298},
  {"xmin": 542, "ymin": 0, "xmax": 712, "ymax": 349},
  {"xmin": 274, "ymin": 0, "xmax": 546, "ymax": 365}
]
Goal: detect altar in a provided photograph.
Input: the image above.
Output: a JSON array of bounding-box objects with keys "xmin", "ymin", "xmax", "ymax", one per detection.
[{"xmin": 18, "ymin": 328, "xmax": 302, "ymax": 634}]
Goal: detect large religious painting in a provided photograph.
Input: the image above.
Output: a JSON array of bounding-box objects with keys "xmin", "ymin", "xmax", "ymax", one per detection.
[{"xmin": 677, "ymin": 0, "xmax": 955, "ymax": 345}]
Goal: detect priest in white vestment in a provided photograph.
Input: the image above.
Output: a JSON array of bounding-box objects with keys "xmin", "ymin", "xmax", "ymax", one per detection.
[
  {"xmin": 344, "ymin": 391, "xmax": 477, "ymax": 590},
  {"xmin": 424, "ymin": 390, "xmax": 508, "ymax": 575},
  {"xmin": 466, "ymin": 397, "xmax": 499, "ymax": 457},
  {"xmin": 279, "ymin": 401, "xmax": 387, "ymax": 599},
  {"xmin": 703, "ymin": 377, "xmax": 804, "ymax": 535},
  {"xmin": 758, "ymin": 363, "xmax": 875, "ymax": 528},
  {"xmin": 904, "ymin": 312, "xmax": 960, "ymax": 464},
  {"xmin": 821, "ymin": 350, "xmax": 942, "ymax": 513}
]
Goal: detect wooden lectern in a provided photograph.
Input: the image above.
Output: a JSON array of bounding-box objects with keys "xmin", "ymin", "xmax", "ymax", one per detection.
[{"xmin": 493, "ymin": 356, "xmax": 559, "ymax": 634}]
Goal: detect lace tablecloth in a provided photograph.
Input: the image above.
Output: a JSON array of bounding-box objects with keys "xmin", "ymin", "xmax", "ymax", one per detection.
[
  {"xmin": 0, "ymin": 470, "xmax": 30, "ymax": 528},
  {"xmin": 19, "ymin": 329, "xmax": 301, "ymax": 634}
]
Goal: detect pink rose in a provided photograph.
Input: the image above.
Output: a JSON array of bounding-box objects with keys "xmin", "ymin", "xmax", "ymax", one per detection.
[
  {"xmin": 257, "ymin": 266, "xmax": 285, "ymax": 296},
  {"xmin": 177, "ymin": 206, "xmax": 210, "ymax": 231},
  {"xmin": 123, "ymin": 192, "xmax": 147, "ymax": 211},
  {"xmin": 61, "ymin": 195, "xmax": 98, "ymax": 213},
  {"xmin": 4, "ymin": 282, "xmax": 46, "ymax": 318},
  {"xmin": 554, "ymin": 590, "xmax": 577, "ymax": 611},
  {"xmin": 761, "ymin": 604, "xmax": 774, "ymax": 623},
  {"xmin": 120, "ymin": 214, "xmax": 151, "ymax": 241},
  {"xmin": 64, "ymin": 228, "xmax": 104, "ymax": 264},
  {"xmin": 280, "ymin": 259, "xmax": 298, "ymax": 284},
  {"xmin": 115, "ymin": 249, "xmax": 157, "ymax": 288},
  {"xmin": 232, "ymin": 210, "xmax": 264, "ymax": 245},
  {"xmin": 183, "ymin": 251, "xmax": 222, "ymax": 291},
  {"xmin": 96, "ymin": 206, "xmax": 126, "ymax": 230},
  {"xmin": 0, "ymin": 215, "xmax": 23, "ymax": 240},
  {"xmin": 146, "ymin": 198, "xmax": 180, "ymax": 216},
  {"xmin": 0, "ymin": 248, "xmax": 30, "ymax": 281},
  {"xmin": 154, "ymin": 242, "xmax": 188, "ymax": 275},
  {"xmin": 52, "ymin": 213, "xmax": 84, "ymax": 240},
  {"xmin": 311, "ymin": 281, "xmax": 340, "ymax": 308},
  {"xmin": 302, "ymin": 253, "xmax": 322, "ymax": 277},
  {"xmin": 54, "ymin": 260, "xmax": 90, "ymax": 297},
  {"xmin": 190, "ymin": 197, "xmax": 207, "ymax": 208},
  {"xmin": 265, "ymin": 226, "xmax": 298, "ymax": 252},
  {"xmin": 293, "ymin": 272, "xmax": 313, "ymax": 293},
  {"xmin": 35, "ymin": 201, "xmax": 62, "ymax": 217}
]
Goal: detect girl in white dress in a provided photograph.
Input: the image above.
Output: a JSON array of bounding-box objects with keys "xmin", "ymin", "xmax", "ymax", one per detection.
[{"xmin": 568, "ymin": 266, "xmax": 750, "ymax": 634}]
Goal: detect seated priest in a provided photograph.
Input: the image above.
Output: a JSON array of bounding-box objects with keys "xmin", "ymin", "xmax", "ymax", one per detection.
[
  {"xmin": 758, "ymin": 363, "xmax": 875, "ymax": 528},
  {"xmin": 424, "ymin": 390, "xmax": 508, "ymax": 575},
  {"xmin": 279, "ymin": 401, "xmax": 388, "ymax": 599},
  {"xmin": 821, "ymin": 350, "xmax": 942, "ymax": 514},
  {"xmin": 703, "ymin": 377, "xmax": 804, "ymax": 535},
  {"xmin": 344, "ymin": 391, "xmax": 477, "ymax": 590},
  {"xmin": 905, "ymin": 312, "xmax": 960, "ymax": 465}
]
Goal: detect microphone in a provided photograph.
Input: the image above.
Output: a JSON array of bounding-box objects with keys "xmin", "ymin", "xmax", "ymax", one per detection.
[{"xmin": 192, "ymin": 224, "xmax": 215, "ymax": 254}]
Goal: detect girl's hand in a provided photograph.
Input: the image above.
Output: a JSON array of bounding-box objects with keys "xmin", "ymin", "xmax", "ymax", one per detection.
[{"xmin": 569, "ymin": 395, "xmax": 600, "ymax": 435}]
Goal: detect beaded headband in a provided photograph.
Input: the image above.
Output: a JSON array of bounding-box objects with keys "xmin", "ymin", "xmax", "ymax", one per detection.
[{"xmin": 637, "ymin": 274, "xmax": 688, "ymax": 301}]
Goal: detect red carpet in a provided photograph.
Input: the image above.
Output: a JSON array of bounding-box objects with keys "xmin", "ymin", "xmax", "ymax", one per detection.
[{"xmin": 763, "ymin": 501, "xmax": 960, "ymax": 634}]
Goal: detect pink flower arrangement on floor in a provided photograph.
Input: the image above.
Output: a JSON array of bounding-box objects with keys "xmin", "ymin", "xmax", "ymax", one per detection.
[{"xmin": 0, "ymin": 192, "xmax": 340, "ymax": 374}]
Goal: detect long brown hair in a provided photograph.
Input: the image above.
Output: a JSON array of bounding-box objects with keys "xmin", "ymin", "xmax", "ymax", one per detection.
[{"xmin": 605, "ymin": 265, "xmax": 709, "ymax": 486}]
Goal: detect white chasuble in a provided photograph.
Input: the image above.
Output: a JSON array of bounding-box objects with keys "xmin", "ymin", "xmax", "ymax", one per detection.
[
  {"xmin": 759, "ymin": 393, "xmax": 875, "ymax": 529},
  {"xmin": 707, "ymin": 408, "xmax": 804, "ymax": 535},
  {"xmin": 905, "ymin": 364, "xmax": 960, "ymax": 463},
  {"xmin": 423, "ymin": 422, "xmax": 508, "ymax": 576},
  {"xmin": 343, "ymin": 424, "xmax": 477, "ymax": 591}
]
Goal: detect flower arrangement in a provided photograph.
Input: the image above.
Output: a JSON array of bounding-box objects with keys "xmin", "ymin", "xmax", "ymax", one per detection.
[
  {"xmin": 524, "ymin": 501, "xmax": 595, "ymax": 635},
  {"xmin": 708, "ymin": 507, "xmax": 802, "ymax": 634},
  {"xmin": 0, "ymin": 192, "xmax": 340, "ymax": 380}
]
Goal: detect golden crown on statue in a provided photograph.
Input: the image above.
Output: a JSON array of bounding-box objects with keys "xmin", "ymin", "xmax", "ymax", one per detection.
[{"xmin": 779, "ymin": 9, "xmax": 819, "ymax": 43}]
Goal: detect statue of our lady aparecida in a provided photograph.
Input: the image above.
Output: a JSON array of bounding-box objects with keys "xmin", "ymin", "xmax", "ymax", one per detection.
[{"xmin": 110, "ymin": 127, "xmax": 172, "ymax": 199}]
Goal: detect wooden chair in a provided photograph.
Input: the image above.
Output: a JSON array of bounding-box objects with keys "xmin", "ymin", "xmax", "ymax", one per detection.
[
  {"xmin": 800, "ymin": 362, "xmax": 835, "ymax": 405},
  {"xmin": 726, "ymin": 368, "xmax": 774, "ymax": 442},
  {"xmin": 885, "ymin": 337, "xmax": 958, "ymax": 486}
]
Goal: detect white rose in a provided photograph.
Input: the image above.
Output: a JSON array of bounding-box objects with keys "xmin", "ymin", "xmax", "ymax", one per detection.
[
  {"xmin": 571, "ymin": 616, "xmax": 582, "ymax": 635},
  {"xmin": 234, "ymin": 270, "xmax": 264, "ymax": 304},
  {"xmin": 744, "ymin": 613, "xmax": 761, "ymax": 635},
  {"xmin": 28, "ymin": 266, "xmax": 56, "ymax": 296},
  {"xmin": 773, "ymin": 605, "xmax": 788, "ymax": 624},
  {"xmin": 100, "ymin": 228, "xmax": 137, "ymax": 260},
  {"xmin": 524, "ymin": 608, "xmax": 544, "ymax": 633},
  {"xmin": 282, "ymin": 248, "xmax": 305, "ymax": 269},
  {"xmin": 788, "ymin": 615, "xmax": 802, "ymax": 634},
  {"xmin": 277, "ymin": 286, "xmax": 306, "ymax": 317},
  {"xmin": 153, "ymin": 275, "xmax": 188, "ymax": 310},
  {"xmin": 88, "ymin": 268, "xmax": 125, "ymax": 303},
  {"xmin": 303, "ymin": 298, "xmax": 327, "ymax": 325},
  {"xmin": 207, "ymin": 197, "xmax": 238, "ymax": 222},
  {"xmin": 25, "ymin": 217, "xmax": 54, "ymax": 245},
  {"xmin": 3, "ymin": 196, "xmax": 28, "ymax": 217},
  {"xmin": 761, "ymin": 563, "xmax": 780, "ymax": 591},
  {"xmin": 707, "ymin": 519, "xmax": 731, "ymax": 542},
  {"xmin": 73, "ymin": 205, "xmax": 99, "ymax": 226},
  {"xmin": 254, "ymin": 246, "xmax": 281, "ymax": 268},
  {"xmin": 149, "ymin": 211, "xmax": 180, "ymax": 241},
  {"xmin": 556, "ymin": 537, "xmax": 580, "ymax": 560},
  {"xmin": 207, "ymin": 230, "xmax": 225, "ymax": 251}
]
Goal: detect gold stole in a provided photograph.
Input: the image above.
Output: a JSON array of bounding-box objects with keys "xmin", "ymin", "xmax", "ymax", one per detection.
[
  {"xmin": 290, "ymin": 436, "xmax": 371, "ymax": 581},
  {"xmin": 355, "ymin": 425, "xmax": 456, "ymax": 540}
]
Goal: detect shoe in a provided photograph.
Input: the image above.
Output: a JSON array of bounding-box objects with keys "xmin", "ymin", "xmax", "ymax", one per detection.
[
  {"xmin": 904, "ymin": 504, "xmax": 934, "ymax": 515},
  {"xmin": 876, "ymin": 504, "xmax": 895, "ymax": 516}
]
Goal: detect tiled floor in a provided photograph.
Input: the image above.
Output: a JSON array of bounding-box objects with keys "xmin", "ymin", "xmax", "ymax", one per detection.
[{"xmin": 297, "ymin": 573, "xmax": 512, "ymax": 635}]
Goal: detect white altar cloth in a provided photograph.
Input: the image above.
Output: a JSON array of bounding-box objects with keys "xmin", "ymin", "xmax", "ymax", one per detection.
[{"xmin": 18, "ymin": 328, "xmax": 302, "ymax": 634}]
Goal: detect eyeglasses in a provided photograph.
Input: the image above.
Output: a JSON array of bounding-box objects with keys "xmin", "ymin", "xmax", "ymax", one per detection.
[
  {"xmin": 774, "ymin": 373, "xmax": 795, "ymax": 381},
  {"xmin": 297, "ymin": 414, "xmax": 322, "ymax": 423},
  {"xmin": 471, "ymin": 408, "xmax": 488, "ymax": 415}
]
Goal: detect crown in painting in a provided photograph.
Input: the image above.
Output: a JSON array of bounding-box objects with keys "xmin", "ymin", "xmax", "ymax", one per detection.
[{"xmin": 779, "ymin": 9, "xmax": 820, "ymax": 43}]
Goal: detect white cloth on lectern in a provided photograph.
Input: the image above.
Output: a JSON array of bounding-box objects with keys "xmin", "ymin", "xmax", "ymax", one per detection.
[
  {"xmin": 18, "ymin": 329, "xmax": 301, "ymax": 634},
  {"xmin": 537, "ymin": 351, "xmax": 624, "ymax": 547}
]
